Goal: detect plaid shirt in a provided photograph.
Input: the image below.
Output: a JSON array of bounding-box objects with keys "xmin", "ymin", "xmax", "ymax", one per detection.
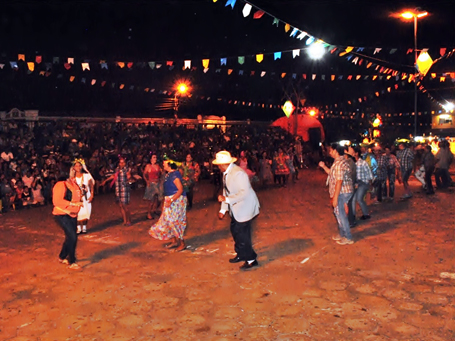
[
  {"xmin": 376, "ymin": 154, "xmax": 388, "ymax": 180},
  {"xmin": 397, "ymin": 148, "xmax": 414, "ymax": 171},
  {"xmin": 328, "ymin": 156, "xmax": 353, "ymax": 198},
  {"xmin": 356, "ymin": 158, "xmax": 373, "ymax": 184},
  {"xmin": 386, "ymin": 154, "xmax": 400, "ymax": 170}
]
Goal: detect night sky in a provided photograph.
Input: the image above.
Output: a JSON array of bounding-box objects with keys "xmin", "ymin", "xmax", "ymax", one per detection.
[{"xmin": 0, "ymin": 0, "xmax": 454, "ymax": 121}]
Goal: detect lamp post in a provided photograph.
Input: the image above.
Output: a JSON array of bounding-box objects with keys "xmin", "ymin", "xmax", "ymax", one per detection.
[
  {"xmin": 174, "ymin": 82, "xmax": 189, "ymax": 117},
  {"xmin": 399, "ymin": 9, "xmax": 428, "ymax": 140}
]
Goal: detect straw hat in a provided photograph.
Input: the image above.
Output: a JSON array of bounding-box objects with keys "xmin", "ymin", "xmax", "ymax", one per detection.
[{"xmin": 212, "ymin": 151, "xmax": 237, "ymax": 165}]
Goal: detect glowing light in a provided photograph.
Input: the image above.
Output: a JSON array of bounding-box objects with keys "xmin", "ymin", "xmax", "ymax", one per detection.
[
  {"xmin": 309, "ymin": 110, "xmax": 317, "ymax": 116},
  {"xmin": 400, "ymin": 10, "xmax": 428, "ymax": 20},
  {"xmin": 307, "ymin": 41, "xmax": 325, "ymax": 60},
  {"xmin": 339, "ymin": 140, "xmax": 351, "ymax": 146},
  {"xmin": 400, "ymin": 11, "xmax": 414, "ymax": 19},
  {"xmin": 282, "ymin": 100, "xmax": 295, "ymax": 118},
  {"xmin": 177, "ymin": 83, "xmax": 188, "ymax": 94},
  {"xmin": 442, "ymin": 102, "xmax": 455, "ymax": 112},
  {"xmin": 372, "ymin": 116, "xmax": 382, "ymax": 128},
  {"xmin": 416, "ymin": 51, "xmax": 433, "ymax": 76},
  {"xmin": 373, "ymin": 129, "xmax": 381, "ymax": 138}
]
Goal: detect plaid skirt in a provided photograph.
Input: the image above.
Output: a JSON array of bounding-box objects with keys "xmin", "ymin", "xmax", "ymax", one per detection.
[{"xmin": 149, "ymin": 195, "xmax": 187, "ymax": 240}]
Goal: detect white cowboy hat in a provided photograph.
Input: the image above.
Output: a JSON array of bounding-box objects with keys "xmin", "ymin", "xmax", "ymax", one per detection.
[{"xmin": 212, "ymin": 151, "xmax": 237, "ymax": 165}]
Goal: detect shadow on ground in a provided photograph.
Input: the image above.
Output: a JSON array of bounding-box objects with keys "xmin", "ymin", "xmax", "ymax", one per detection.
[
  {"xmin": 185, "ymin": 228, "xmax": 231, "ymax": 249},
  {"xmin": 82, "ymin": 241, "xmax": 141, "ymax": 266},
  {"xmin": 353, "ymin": 217, "xmax": 410, "ymax": 241},
  {"xmin": 259, "ymin": 238, "xmax": 314, "ymax": 265}
]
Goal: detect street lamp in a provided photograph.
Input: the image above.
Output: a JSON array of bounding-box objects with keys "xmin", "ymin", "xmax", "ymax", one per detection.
[
  {"xmin": 398, "ymin": 9, "xmax": 428, "ymax": 140},
  {"xmin": 174, "ymin": 81, "xmax": 190, "ymax": 117}
]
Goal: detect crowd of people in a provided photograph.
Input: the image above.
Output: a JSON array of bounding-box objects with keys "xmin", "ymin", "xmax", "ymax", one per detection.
[
  {"xmin": 319, "ymin": 140, "xmax": 454, "ymax": 246},
  {"xmin": 1, "ymin": 119, "xmax": 453, "ymax": 270},
  {"xmin": 0, "ymin": 120, "xmax": 309, "ymax": 216}
]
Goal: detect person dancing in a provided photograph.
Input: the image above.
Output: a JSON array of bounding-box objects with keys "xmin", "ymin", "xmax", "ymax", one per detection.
[
  {"xmin": 143, "ymin": 154, "xmax": 163, "ymax": 220},
  {"xmin": 72, "ymin": 159, "xmax": 95, "ymax": 234},
  {"xmin": 53, "ymin": 170, "xmax": 83, "ymax": 270},
  {"xmin": 149, "ymin": 160, "xmax": 187, "ymax": 251},
  {"xmin": 101, "ymin": 157, "xmax": 132, "ymax": 226},
  {"xmin": 214, "ymin": 151, "xmax": 260, "ymax": 270}
]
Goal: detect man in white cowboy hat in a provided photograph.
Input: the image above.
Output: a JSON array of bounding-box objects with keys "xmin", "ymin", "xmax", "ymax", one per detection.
[{"xmin": 213, "ymin": 151, "xmax": 260, "ymax": 270}]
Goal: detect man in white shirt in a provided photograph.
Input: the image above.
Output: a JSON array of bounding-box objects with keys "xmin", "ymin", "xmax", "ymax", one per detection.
[{"xmin": 214, "ymin": 151, "xmax": 260, "ymax": 270}]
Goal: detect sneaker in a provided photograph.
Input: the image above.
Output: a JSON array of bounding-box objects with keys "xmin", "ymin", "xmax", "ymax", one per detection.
[
  {"xmin": 68, "ymin": 263, "xmax": 81, "ymax": 270},
  {"xmin": 401, "ymin": 194, "xmax": 412, "ymax": 199},
  {"xmin": 82, "ymin": 226, "xmax": 87, "ymax": 233},
  {"xmin": 76, "ymin": 225, "xmax": 81, "ymax": 234},
  {"xmin": 336, "ymin": 238, "xmax": 354, "ymax": 245},
  {"xmin": 332, "ymin": 234, "xmax": 342, "ymax": 241}
]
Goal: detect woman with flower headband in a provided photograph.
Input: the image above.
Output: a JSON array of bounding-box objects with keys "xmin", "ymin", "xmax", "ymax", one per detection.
[
  {"xmin": 149, "ymin": 159, "xmax": 187, "ymax": 251},
  {"xmin": 71, "ymin": 158, "xmax": 95, "ymax": 234},
  {"xmin": 101, "ymin": 156, "xmax": 132, "ymax": 226}
]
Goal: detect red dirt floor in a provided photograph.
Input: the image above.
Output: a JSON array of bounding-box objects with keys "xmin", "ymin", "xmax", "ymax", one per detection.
[{"xmin": 1, "ymin": 169, "xmax": 454, "ymax": 341}]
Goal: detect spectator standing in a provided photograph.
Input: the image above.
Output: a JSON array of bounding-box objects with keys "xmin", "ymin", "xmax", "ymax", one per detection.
[
  {"xmin": 422, "ymin": 145, "xmax": 435, "ymax": 195},
  {"xmin": 435, "ymin": 140, "xmax": 454, "ymax": 189},
  {"xmin": 396, "ymin": 143, "xmax": 414, "ymax": 199},
  {"xmin": 180, "ymin": 154, "xmax": 200, "ymax": 210},
  {"xmin": 351, "ymin": 147, "xmax": 373, "ymax": 220},
  {"xmin": 384, "ymin": 146, "xmax": 401, "ymax": 201}
]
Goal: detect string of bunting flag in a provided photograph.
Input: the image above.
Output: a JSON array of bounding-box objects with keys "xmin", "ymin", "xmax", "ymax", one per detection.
[
  {"xmin": 5, "ymin": 54, "xmax": 455, "ymax": 84},
  {"xmin": 14, "ymin": 65, "xmax": 433, "ymax": 122},
  {"xmin": 216, "ymin": 0, "xmax": 454, "ymax": 60}
]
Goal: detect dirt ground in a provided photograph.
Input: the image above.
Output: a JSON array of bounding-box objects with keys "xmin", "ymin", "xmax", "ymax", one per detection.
[{"xmin": 1, "ymin": 168, "xmax": 455, "ymax": 341}]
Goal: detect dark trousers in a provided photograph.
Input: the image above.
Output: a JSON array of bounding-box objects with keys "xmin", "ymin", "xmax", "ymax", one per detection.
[
  {"xmin": 230, "ymin": 216, "xmax": 257, "ymax": 261},
  {"xmin": 383, "ymin": 169, "xmax": 396, "ymax": 198},
  {"xmin": 425, "ymin": 166, "xmax": 434, "ymax": 193},
  {"xmin": 347, "ymin": 188, "xmax": 356, "ymax": 225},
  {"xmin": 435, "ymin": 168, "xmax": 451, "ymax": 189},
  {"xmin": 375, "ymin": 180, "xmax": 385, "ymax": 202},
  {"xmin": 55, "ymin": 214, "xmax": 78, "ymax": 264},
  {"xmin": 276, "ymin": 174, "xmax": 287, "ymax": 186},
  {"xmin": 186, "ymin": 186, "xmax": 194, "ymax": 208}
]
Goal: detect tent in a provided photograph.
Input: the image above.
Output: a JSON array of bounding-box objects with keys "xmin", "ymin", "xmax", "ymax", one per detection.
[{"xmin": 271, "ymin": 114, "xmax": 325, "ymax": 142}]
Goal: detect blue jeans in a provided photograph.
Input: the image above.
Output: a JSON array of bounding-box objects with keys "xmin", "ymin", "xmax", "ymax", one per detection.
[
  {"xmin": 55, "ymin": 214, "xmax": 78, "ymax": 264},
  {"xmin": 352, "ymin": 183, "xmax": 369, "ymax": 216},
  {"xmin": 333, "ymin": 192, "xmax": 353, "ymax": 240}
]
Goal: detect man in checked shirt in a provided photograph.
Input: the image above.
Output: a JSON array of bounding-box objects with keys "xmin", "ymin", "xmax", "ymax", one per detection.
[
  {"xmin": 397, "ymin": 142, "xmax": 414, "ymax": 199},
  {"xmin": 319, "ymin": 144, "xmax": 354, "ymax": 245}
]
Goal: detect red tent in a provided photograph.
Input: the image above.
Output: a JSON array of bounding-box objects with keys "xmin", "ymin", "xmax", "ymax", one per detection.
[{"xmin": 271, "ymin": 114, "xmax": 325, "ymax": 142}]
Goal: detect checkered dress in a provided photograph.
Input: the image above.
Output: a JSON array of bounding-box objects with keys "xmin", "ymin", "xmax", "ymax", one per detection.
[{"xmin": 115, "ymin": 167, "xmax": 130, "ymax": 205}]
